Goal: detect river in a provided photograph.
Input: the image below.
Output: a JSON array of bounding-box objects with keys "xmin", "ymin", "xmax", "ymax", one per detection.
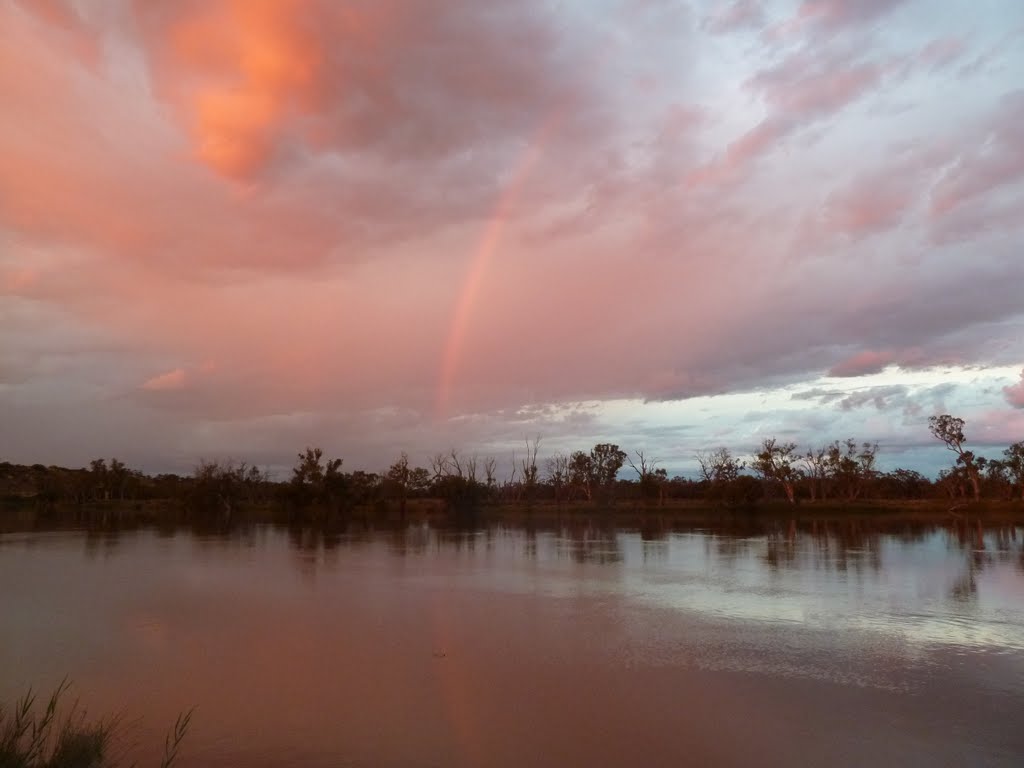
[{"xmin": 2, "ymin": 519, "xmax": 1022, "ymax": 766}]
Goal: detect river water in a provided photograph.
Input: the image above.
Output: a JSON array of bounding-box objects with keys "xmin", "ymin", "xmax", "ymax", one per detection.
[{"xmin": 2, "ymin": 520, "xmax": 1023, "ymax": 766}]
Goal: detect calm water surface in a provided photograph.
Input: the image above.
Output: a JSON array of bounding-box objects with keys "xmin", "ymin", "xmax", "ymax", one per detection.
[{"xmin": 2, "ymin": 521, "xmax": 1023, "ymax": 766}]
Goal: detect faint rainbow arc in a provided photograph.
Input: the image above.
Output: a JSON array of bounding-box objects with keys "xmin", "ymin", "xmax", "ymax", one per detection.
[{"xmin": 435, "ymin": 116, "xmax": 560, "ymax": 419}]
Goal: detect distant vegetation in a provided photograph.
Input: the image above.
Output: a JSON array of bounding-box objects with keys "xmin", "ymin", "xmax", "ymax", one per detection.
[{"xmin": 2, "ymin": 414, "xmax": 1022, "ymax": 526}]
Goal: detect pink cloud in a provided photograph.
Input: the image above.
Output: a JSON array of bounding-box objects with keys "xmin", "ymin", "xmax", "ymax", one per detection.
[
  {"xmin": 703, "ymin": 0, "xmax": 765, "ymax": 35},
  {"xmin": 823, "ymin": 172, "xmax": 911, "ymax": 238},
  {"xmin": 11, "ymin": 0, "xmax": 102, "ymax": 68},
  {"xmin": 829, "ymin": 350, "xmax": 898, "ymax": 378},
  {"xmin": 142, "ymin": 368, "xmax": 188, "ymax": 391},
  {"xmin": 156, "ymin": 0, "xmax": 320, "ymax": 179},
  {"xmin": 0, "ymin": 266, "xmax": 39, "ymax": 294},
  {"xmin": 929, "ymin": 196, "xmax": 1024, "ymax": 245},
  {"xmin": 801, "ymin": 82, "xmax": 1024, "ymax": 249},
  {"xmin": 695, "ymin": 36, "xmax": 910, "ymax": 187},
  {"xmin": 126, "ymin": 0, "xmax": 589, "ymax": 181},
  {"xmin": 968, "ymin": 407, "xmax": 1024, "ymax": 446},
  {"xmin": 685, "ymin": 119, "xmax": 790, "ymax": 188},
  {"xmin": 917, "ymin": 37, "xmax": 968, "ymax": 71},
  {"xmin": 748, "ymin": 49, "xmax": 888, "ymax": 118},
  {"xmin": 0, "ymin": 0, "xmax": 606, "ymax": 282},
  {"xmin": 763, "ymin": 0, "xmax": 909, "ymax": 42},
  {"xmin": 929, "ymin": 90, "xmax": 1024, "ymax": 217},
  {"xmin": 797, "ymin": 0, "xmax": 910, "ymax": 33},
  {"xmin": 0, "ymin": 0, "xmax": 1021, "ymax": 475},
  {"xmin": 825, "ymin": 348, "xmax": 951, "ymax": 379},
  {"xmin": 1005, "ymin": 370, "xmax": 1024, "ymax": 409}
]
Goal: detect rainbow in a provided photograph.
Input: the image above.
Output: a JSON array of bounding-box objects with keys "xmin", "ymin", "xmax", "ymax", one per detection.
[{"xmin": 435, "ymin": 118, "xmax": 560, "ymax": 420}]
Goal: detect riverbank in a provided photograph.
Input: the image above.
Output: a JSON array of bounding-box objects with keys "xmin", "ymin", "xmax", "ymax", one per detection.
[{"xmin": 3, "ymin": 496, "xmax": 1022, "ymax": 536}]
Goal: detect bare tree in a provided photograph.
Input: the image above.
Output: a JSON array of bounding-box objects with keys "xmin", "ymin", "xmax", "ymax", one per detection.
[
  {"xmin": 626, "ymin": 449, "xmax": 659, "ymax": 480},
  {"xmin": 695, "ymin": 448, "xmax": 743, "ymax": 483},
  {"xmin": 429, "ymin": 452, "xmax": 450, "ymax": 483},
  {"xmin": 505, "ymin": 451, "xmax": 520, "ymax": 503},
  {"xmin": 627, "ymin": 449, "xmax": 665, "ymax": 506},
  {"xmin": 520, "ymin": 436, "xmax": 541, "ymax": 504},
  {"xmin": 447, "ymin": 450, "xmax": 465, "ymax": 479},
  {"xmin": 546, "ymin": 453, "xmax": 570, "ymax": 505}
]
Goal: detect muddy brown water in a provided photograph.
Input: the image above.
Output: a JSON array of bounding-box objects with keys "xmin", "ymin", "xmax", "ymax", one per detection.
[{"xmin": 2, "ymin": 522, "xmax": 1022, "ymax": 766}]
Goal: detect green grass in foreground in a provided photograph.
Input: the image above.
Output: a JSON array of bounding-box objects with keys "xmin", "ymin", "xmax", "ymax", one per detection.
[{"xmin": 0, "ymin": 681, "xmax": 191, "ymax": 768}]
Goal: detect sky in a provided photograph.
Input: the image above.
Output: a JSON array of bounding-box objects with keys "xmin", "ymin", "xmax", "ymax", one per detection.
[{"xmin": 2, "ymin": 0, "xmax": 1023, "ymax": 479}]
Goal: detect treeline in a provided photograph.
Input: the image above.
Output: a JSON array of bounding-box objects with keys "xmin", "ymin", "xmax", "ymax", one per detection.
[{"xmin": 2, "ymin": 414, "xmax": 1022, "ymax": 521}]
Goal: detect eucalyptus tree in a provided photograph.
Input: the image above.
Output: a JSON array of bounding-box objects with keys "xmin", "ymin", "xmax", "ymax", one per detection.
[
  {"xmin": 1003, "ymin": 441, "xmax": 1024, "ymax": 500},
  {"xmin": 89, "ymin": 458, "xmax": 109, "ymax": 501},
  {"xmin": 752, "ymin": 438, "xmax": 800, "ymax": 504},
  {"xmin": 191, "ymin": 460, "xmax": 250, "ymax": 519},
  {"xmin": 800, "ymin": 446, "xmax": 829, "ymax": 501},
  {"xmin": 386, "ymin": 452, "xmax": 413, "ymax": 517},
  {"xmin": 821, "ymin": 440, "xmax": 878, "ymax": 501},
  {"xmin": 695, "ymin": 447, "xmax": 759, "ymax": 508},
  {"xmin": 928, "ymin": 415, "xmax": 982, "ymax": 501},
  {"xmin": 590, "ymin": 443, "xmax": 627, "ymax": 505},
  {"xmin": 291, "ymin": 447, "xmax": 346, "ymax": 511},
  {"xmin": 568, "ymin": 451, "xmax": 594, "ymax": 502}
]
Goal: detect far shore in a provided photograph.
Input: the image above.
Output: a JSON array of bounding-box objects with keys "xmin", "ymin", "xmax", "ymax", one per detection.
[{"xmin": 3, "ymin": 497, "xmax": 1023, "ymax": 536}]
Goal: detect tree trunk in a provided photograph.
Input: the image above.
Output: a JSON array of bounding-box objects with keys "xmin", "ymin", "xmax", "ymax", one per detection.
[
  {"xmin": 969, "ymin": 471, "xmax": 981, "ymax": 502},
  {"xmin": 783, "ymin": 482, "xmax": 795, "ymax": 504}
]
